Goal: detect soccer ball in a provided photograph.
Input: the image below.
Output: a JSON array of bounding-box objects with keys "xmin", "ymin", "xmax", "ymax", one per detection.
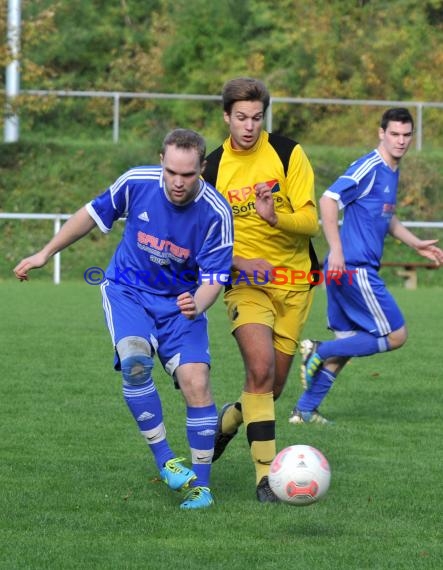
[{"xmin": 269, "ymin": 444, "xmax": 331, "ymax": 506}]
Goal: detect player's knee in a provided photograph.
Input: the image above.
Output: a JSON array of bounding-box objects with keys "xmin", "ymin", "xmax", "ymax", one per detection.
[
  {"xmin": 388, "ymin": 327, "xmax": 408, "ymax": 350},
  {"xmin": 245, "ymin": 362, "xmax": 274, "ymax": 390},
  {"xmin": 117, "ymin": 336, "xmax": 154, "ymax": 385},
  {"xmin": 121, "ymin": 354, "xmax": 153, "ymax": 385}
]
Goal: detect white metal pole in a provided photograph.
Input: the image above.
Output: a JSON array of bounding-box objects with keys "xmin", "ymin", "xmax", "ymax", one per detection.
[
  {"xmin": 54, "ymin": 216, "xmax": 61, "ymax": 284},
  {"xmin": 113, "ymin": 93, "xmax": 120, "ymax": 143},
  {"xmin": 266, "ymin": 100, "xmax": 273, "ymax": 132},
  {"xmin": 415, "ymin": 103, "xmax": 423, "ymax": 151},
  {"xmin": 4, "ymin": 0, "xmax": 21, "ymax": 143}
]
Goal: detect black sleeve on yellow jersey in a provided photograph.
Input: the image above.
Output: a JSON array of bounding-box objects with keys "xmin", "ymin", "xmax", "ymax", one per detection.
[
  {"xmin": 269, "ymin": 133, "xmax": 320, "ymax": 289},
  {"xmin": 267, "ymin": 133, "xmax": 298, "ymax": 176},
  {"xmin": 204, "ymin": 145, "xmax": 224, "ymax": 187}
]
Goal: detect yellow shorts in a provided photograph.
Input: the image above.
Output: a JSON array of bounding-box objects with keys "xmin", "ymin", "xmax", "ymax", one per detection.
[{"xmin": 224, "ymin": 286, "xmax": 315, "ymax": 356}]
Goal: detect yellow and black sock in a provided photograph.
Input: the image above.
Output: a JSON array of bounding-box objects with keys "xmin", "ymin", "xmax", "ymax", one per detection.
[
  {"xmin": 221, "ymin": 400, "xmax": 243, "ymax": 434},
  {"xmin": 242, "ymin": 391, "xmax": 276, "ymax": 485}
]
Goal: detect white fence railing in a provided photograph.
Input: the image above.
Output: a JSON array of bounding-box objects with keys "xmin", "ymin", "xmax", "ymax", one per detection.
[
  {"xmin": 2, "ymin": 212, "xmax": 443, "ymax": 284},
  {"xmin": 5, "ymin": 89, "xmax": 443, "ymax": 149}
]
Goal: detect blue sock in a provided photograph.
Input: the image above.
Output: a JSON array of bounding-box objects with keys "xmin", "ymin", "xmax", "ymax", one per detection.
[
  {"xmin": 123, "ymin": 379, "xmax": 174, "ymax": 470},
  {"xmin": 318, "ymin": 332, "xmax": 389, "ymax": 360},
  {"xmin": 296, "ymin": 369, "xmax": 336, "ymax": 412},
  {"xmin": 186, "ymin": 404, "xmax": 218, "ymax": 487}
]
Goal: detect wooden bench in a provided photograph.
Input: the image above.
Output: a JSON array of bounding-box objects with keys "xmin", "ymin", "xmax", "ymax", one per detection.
[{"xmin": 380, "ymin": 261, "xmax": 439, "ymax": 289}]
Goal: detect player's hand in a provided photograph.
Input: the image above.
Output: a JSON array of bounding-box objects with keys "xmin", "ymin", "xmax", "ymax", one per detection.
[
  {"xmin": 233, "ymin": 256, "xmax": 274, "ymax": 280},
  {"xmin": 327, "ymin": 250, "xmax": 346, "ymax": 277},
  {"xmin": 415, "ymin": 240, "xmax": 443, "ymax": 266},
  {"xmin": 13, "ymin": 252, "xmax": 49, "ymax": 281},
  {"xmin": 177, "ymin": 291, "xmax": 199, "ymax": 320},
  {"xmin": 255, "ymin": 182, "xmax": 278, "ymax": 226}
]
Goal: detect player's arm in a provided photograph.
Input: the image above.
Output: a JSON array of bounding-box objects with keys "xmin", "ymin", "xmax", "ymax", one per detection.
[
  {"xmin": 389, "ymin": 215, "xmax": 443, "ymax": 265},
  {"xmin": 255, "ymin": 145, "xmax": 318, "ymax": 236},
  {"xmin": 320, "ymin": 194, "xmax": 346, "ymax": 273},
  {"xmin": 13, "ymin": 206, "xmax": 97, "ymax": 281},
  {"xmin": 177, "ymin": 281, "xmax": 224, "ymax": 320}
]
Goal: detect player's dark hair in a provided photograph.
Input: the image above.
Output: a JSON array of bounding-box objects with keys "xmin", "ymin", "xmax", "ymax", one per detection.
[
  {"xmin": 162, "ymin": 128, "xmax": 206, "ymax": 164},
  {"xmin": 380, "ymin": 108, "xmax": 414, "ymax": 131},
  {"xmin": 222, "ymin": 77, "xmax": 270, "ymax": 115}
]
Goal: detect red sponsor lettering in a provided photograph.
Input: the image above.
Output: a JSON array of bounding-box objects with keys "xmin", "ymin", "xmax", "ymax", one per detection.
[
  {"xmin": 137, "ymin": 231, "xmax": 190, "ymax": 259},
  {"xmin": 227, "ymin": 186, "xmax": 254, "ymax": 203}
]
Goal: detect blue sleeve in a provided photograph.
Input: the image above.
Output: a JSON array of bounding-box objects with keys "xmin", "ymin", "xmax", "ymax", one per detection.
[
  {"xmin": 87, "ymin": 172, "xmax": 131, "ymax": 233},
  {"xmin": 196, "ymin": 208, "xmax": 233, "ymax": 281},
  {"xmin": 324, "ymin": 164, "xmax": 377, "ymax": 209}
]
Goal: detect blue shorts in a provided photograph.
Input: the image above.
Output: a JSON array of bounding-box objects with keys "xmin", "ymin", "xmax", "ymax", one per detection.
[
  {"xmin": 325, "ymin": 264, "xmax": 405, "ymax": 336},
  {"xmin": 100, "ymin": 280, "xmax": 210, "ymax": 376}
]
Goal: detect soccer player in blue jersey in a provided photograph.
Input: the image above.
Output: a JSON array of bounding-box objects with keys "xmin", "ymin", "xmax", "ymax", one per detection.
[
  {"xmin": 289, "ymin": 108, "xmax": 443, "ymax": 424},
  {"xmin": 13, "ymin": 128, "xmax": 234, "ymax": 510}
]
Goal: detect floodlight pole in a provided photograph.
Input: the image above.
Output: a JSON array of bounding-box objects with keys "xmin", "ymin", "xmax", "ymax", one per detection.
[{"xmin": 4, "ymin": 0, "xmax": 21, "ymax": 143}]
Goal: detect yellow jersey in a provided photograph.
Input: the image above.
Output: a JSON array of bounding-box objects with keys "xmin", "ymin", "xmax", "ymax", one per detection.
[{"xmin": 204, "ymin": 131, "xmax": 319, "ymax": 291}]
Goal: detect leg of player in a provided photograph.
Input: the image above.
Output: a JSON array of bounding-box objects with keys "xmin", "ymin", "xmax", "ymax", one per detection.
[
  {"xmin": 213, "ymin": 347, "xmax": 293, "ymax": 462},
  {"xmin": 214, "ymin": 287, "xmax": 303, "ymax": 462},
  {"xmin": 117, "ymin": 336, "xmax": 197, "ymax": 492},
  {"xmin": 212, "ymin": 400, "xmax": 242, "ymax": 462},
  {"xmin": 232, "ymin": 324, "xmax": 280, "ymax": 502},
  {"xmin": 291, "ymin": 325, "xmax": 408, "ymax": 423},
  {"xmin": 291, "ymin": 355, "xmax": 349, "ymax": 424},
  {"xmin": 175, "ymin": 362, "xmax": 217, "ymax": 510}
]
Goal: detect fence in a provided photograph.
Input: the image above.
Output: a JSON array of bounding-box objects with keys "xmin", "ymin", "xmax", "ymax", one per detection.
[
  {"xmin": 6, "ymin": 89, "xmax": 443, "ymax": 149},
  {"xmin": 2, "ymin": 212, "xmax": 443, "ymax": 284}
]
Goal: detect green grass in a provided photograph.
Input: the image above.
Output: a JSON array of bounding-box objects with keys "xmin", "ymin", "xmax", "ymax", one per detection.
[{"xmin": 1, "ymin": 281, "xmax": 442, "ymax": 569}]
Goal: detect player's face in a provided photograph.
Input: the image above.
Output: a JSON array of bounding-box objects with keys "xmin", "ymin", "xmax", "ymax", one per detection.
[
  {"xmin": 378, "ymin": 121, "xmax": 413, "ymax": 166},
  {"xmin": 161, "ymin": 145, "xmax": 204, "ymax": 205},
  {"xmin": 224, "ymin": 100, "xmax": 264, "ymax": 150}
]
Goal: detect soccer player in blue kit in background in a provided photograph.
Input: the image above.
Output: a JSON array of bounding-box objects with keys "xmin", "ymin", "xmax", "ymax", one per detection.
[
  {"xmin": 289, "ymin": 108, "xmax": 443, "ymax": 424},
  {"xmin": 14, "ymin": 128, "xmax": 234, "ymax": 510}
]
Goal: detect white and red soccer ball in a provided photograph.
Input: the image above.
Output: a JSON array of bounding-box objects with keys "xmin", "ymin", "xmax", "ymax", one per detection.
[{"xmin": 269, "ymin": 444, "xmax": 331, "ymax": 505}]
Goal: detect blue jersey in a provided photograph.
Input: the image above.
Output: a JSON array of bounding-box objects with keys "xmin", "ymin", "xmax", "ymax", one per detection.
[
  {"xmin": 324, "ymin": 149, "xmax": 399, "ymax": 269},
  {"xmin": 86, "ymin": 166, "xmax": 234, "ymax": 295}
]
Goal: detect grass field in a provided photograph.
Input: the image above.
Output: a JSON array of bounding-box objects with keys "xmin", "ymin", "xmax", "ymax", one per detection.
[{"xmin": 1, "ymin": 281, "xmax": 442, "ymax": 569}]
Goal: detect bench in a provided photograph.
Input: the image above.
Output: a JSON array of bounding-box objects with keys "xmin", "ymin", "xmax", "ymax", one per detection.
[{"xmin": 380, "ymin": 261, "xmax": 439, "ymax": 289}]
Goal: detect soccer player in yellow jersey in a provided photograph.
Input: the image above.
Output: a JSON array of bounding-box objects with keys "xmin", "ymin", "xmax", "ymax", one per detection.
[{"xmin": 204, "ymin": 77, "xmax": 322, "ymax": 502}]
